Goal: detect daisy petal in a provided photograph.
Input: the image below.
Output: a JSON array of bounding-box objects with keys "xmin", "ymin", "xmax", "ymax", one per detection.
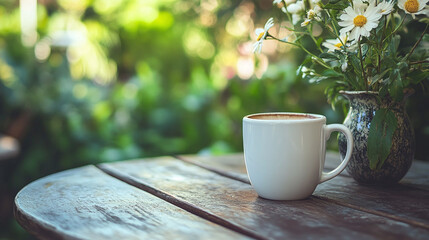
[
  {"xmin": 418, "ymin": 1, "xmax": 429, "ymax": 11},
  {"xmin": 364, "ymin": 22, "xmax": 378, "ymax": 31},
  {"xmin": 264, "ymin": 18, "xmax": 275, "ymax": 30},
  {"xmin": 344, "ymin": 6, "xmax": 357, "ymax": 17},
  {"xmin": 253, "ymin": 42, "xmax": 262, "ymax": 53},
  {"xmin": 340, "ymin": 14, "xmax": 354, "ymax": 21},
  {"xmin": 255, "ymin": 28, "xmax": 264, "ymax": 36},
  {"xmin": 341, "ymin": 24, "xmax": 355, "ymax": 33},
  {"xmin": 349, "ymin": 27, "xmax": 359, "ymax": 41},
  {"xmin": 338, "ymin": 20, "xmax": 353, "ymax": 27},
  {"xmin": 361, "ymin": 27, "xmax": 370, "ymax": 37}
]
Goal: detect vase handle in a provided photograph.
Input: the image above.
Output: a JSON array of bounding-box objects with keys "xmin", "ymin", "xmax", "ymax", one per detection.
[{"xmin": 319, "ymin": 124, "xmax": 354, "ymax": 183}]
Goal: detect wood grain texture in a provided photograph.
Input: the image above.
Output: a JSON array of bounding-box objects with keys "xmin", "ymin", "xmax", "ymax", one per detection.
[
  {"xmin": 400, "ymin": 160, "xmax": 429, "ymax": 191},
  {"xmin": 14, "ymin": 165, "xmax": 251, "ymax": 240},
  {"xmin": 323, "ymin": 153, "xmax": 429, "ymax": 190},
  {"xmin": 99, "ymin": 157, "xmax": 429, "ymax": 240},
  {"xmin": 180, "ymin": 152, "xmax": 429, "ymax": 189},
  {"xmin": 180, "ymin": 153, "xmax": 429, "ymax": 229},
  {"xmin": 178, "ymin": 152, "xmax": 351, "ymax": 183}
]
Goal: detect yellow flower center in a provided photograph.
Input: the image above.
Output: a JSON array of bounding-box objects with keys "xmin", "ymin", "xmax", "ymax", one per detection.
[
  {"xmin": 353, "ymin": 15, "xmax": 367, "ymax": 27},
  {"xmin": 334, "ymin": 42, "xmax": 343, "ymax": 48},
  {"xmin": 257, "ymin": 32, "xmax": 265, "ymax": 41},
  {"xmin": 404, "ymin": 0, "xmax": 419, "ymax": 13}
]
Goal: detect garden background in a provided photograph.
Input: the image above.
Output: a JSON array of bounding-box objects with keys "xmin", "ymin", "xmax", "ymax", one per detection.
[{"xmin": 0, "ymin": 0, "xmax": 428, "ymax": 238}]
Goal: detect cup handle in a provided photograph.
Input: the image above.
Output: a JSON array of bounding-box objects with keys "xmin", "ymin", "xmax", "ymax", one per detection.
[{"xmin": 319, "ymin": 124, "xmax": 354, "ymax": 183}]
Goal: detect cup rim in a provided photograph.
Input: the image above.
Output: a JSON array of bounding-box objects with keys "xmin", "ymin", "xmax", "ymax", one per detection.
[{"xmin": 243, "ymin": 112, "xmax": 325, "ymax": 123}]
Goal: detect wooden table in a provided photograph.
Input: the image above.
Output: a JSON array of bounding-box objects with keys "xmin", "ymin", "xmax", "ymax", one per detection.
[{"xmin": 14, "ymin": 152, "xmax": 429, "ymax": 239}]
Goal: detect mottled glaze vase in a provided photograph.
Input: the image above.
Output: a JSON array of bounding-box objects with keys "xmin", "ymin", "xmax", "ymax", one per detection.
[{"xmin": 338, "ymin": 91, "xmax": 415, "ymax": 185}]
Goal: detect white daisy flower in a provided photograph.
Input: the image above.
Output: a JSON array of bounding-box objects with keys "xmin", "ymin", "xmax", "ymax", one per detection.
[
  {"xmin": 398, "ymin": 0, "xmax": 429, "ymax": 19},
  {"xmin": 301, "ymin": 5, "xmax": 322, "ymax": 26},
  {"xmin": 300, "ymin": 66, "xmax": 314, "ymax": 77},
  {"xmin": 322, "ymin": 34, "xmax": 349, "ymax": 52},
  {"xmin": 284, "ymin": 1, "xmax": 305, "ymax": 24},
  {"xmin": 338, "ymin": 1, "xmax": 382, "ymax": 41},
  {"xmin": 301, "ymin": 19, "xmax": 312, "ymax": 27},
  {"xmin": 253, "ymin": 18, "xmax": 275, "ymax": 54},
  {"xmin": 287, "ymin": 0, "xmax": 305, "ymax": 13},
  {"xmin": 273, "ymin": 0, "xmax": 283, "ymax": 4},
  {"xmin": 377, "ymin": 0, "xmax": 395, "ymax": 15}
]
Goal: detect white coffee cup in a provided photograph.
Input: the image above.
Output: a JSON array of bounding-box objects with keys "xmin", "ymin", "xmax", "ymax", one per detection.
[{"xmin": 243, "ymin": 112, "xmax": 353, "ymax": 200}]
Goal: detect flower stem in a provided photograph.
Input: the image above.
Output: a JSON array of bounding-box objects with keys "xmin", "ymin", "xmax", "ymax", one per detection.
[
  {"xmin": 304, "ymin": 0, "xmax": 311, "ymax": 10},
  {"xmin": 268, "ymin": 34, "xmax": 331, "ymax": 69},
  {"xmin": 378, "ymin": 16, "xmax": 388, "ymax": 73},
  {"xmin": 328, "ymin": 10, "xmax": 340, "ymax": 36},
  {"xmin": 281, "ymin": 2, "xmax": 294, "ymax": 24},
  {"xmin": 382, "ymin": 14, "xmax": 406, "ymax": 44},
  {"xmin": 326, "ymin": 10, "xmax": 347, "ymax": 51},
  {"xmin": 308, "ymin": 25, "xmax": 323, "ymax": 53},
  {"xmin": 358, "ymin": 37, "xmax": 368, "ymax": 91},
  {"xmin": 409, "ymin": 60, "xmax": 429, "ymax": 65}
]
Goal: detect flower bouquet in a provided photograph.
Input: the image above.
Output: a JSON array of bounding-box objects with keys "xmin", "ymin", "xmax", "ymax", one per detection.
[{"xmin": 252, "ymin": 0, "xmax": 428, "ymax": 172}]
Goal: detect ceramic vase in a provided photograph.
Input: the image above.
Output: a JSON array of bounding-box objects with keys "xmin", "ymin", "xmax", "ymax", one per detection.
[{"xmin": 338, "ymin": 91, "xmax": 415, "ymax": 185}]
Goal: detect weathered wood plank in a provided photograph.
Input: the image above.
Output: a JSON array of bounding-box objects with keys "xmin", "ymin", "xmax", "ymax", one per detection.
[
  {"xmin": 177, "ymin": 152, "xmax": 351, "ymax": 183},
  {"xmin": 99, "ymin": 157, "xmax": 429, "ymax": 240},
  {"xmin": 314, "ymin": 177, "xmax": 429, "ymax": 228},
  {"xmin": 319, "ymin": 152, "xmax": 429, "ymax": 190},
  {"xmin": 400, "ymin": 160, "xmax": 429, "ymax": 191},
  {"xmin": 14, "ymin": 165, "xmax": 252, "ymax": 240},
  {"xmin": 180, "ymin": 152, "xmax": 429, "ymax": 188},
  {"xmin": 322, "ymin": 153, "xmax": 429, "ymax": 190},
  {"xmin": 180, "ymin": 152, "xmax": 429, "ymax": 190},
  {"xmin": 179, "ymin": 153, "xmax": 429, "ymax": 229},
  {"xmin": 176, "ymin": 154, "xmax": 249, "ymax": 183}
]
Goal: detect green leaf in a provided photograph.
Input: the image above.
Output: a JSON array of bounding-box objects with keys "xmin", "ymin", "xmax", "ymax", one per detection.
[
  {"xmin": 419, "ymin": 17, "xmax": 429, "ymax": 24},
  {"xmin": 322, "ymin": 69, "xmax": 343, "ymax": 77},
  {"xmin": 398, "ymin": 61, "xmax": 408, "ymax": 75},
  {"xmin": 369, "ymin": 69, "xmax": 390, "ymax": 87},
  {"xmin": 367, "ymin": 109, "xmax": 398, "ymax": 170},
  {"xmin": 379, "ymin": 85, "xmax": 389, "ymax": 98},
  {"xmin": 361, "ymin": 44, "xmax": 369, "ymax": 57},
  {"xmin": 319, "ymin": 52, "xmax": 339, "ymax": 59},
  {"xmin": 344, "ymin": 72, "xmax": 361, "ymax": 90},
  {"xmin": 376, "ymin": 17, "xmax": 386, "ymax": 33},
  {"xmin": 349, "ymin": 54, "xmax": 361, "ymax": 73},
  {"xmin": 316, "ymin": 37, "xmax": 324, "ymax": 48},
  {"xmin": 383, "ymin": 57, "xmax": 397, "ymax": 67},
  {"xmin": 348, "ymin": 54, "xmax": 365, "ymax": 88},
  {"xmin": 309, "ymin": 76, "xmax": 328, "ymax": 84},
  {"xmin": 388, "ymin": 69, "xmax": 404, "ymax": 101},
  {"xmin": 388, "ymin": 35, "xmax": 400, "ymax": 56}
]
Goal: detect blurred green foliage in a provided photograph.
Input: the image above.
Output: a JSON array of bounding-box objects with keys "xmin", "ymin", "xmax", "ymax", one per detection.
[{"xmin": 0, "ymin": 0, "xmax": 427, "ymax": 239}]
